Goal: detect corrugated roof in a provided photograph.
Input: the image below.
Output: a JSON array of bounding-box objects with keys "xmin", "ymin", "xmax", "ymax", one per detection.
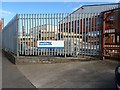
[
  {"xmin": 60, "ymin": 3, "xmax": 119, "ymax": 23},
  {"xmin": 71, "ymin": 3, "xmax": 119, "ymax": 14}
]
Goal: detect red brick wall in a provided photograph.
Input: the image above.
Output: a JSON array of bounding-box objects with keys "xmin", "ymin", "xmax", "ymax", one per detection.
[
  {"xmin": 59, "ymin": 17, "xmax": 98, "ymax": 34},
  {"xmin": 0, "ymin": 20, "xmax": 2, "ymax": 32}
]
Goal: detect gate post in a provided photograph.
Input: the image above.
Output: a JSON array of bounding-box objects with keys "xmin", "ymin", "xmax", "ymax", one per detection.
[
  {"xmin": 99, "ymin": 13, "xmax": 103, "ymax": 60},
  {"xmin": 16, "ymin": 14, "xmax": 19, "ymax": 57},
  {"xmin": 101, "ymin": 13, "xmax": 105, "ymax": 60}
]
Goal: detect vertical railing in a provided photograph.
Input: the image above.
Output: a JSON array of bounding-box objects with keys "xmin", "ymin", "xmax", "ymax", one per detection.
[
  {"xmin": 20, "ymin": 13, "xmax": 101, "ymax": 57},
  {"xmin": 2, "ymin": 13, "xmax": 102, "ymax": 57},
  {"xmin": 2, "ymin": 15, "xmax": 18, "ymax": 55}
]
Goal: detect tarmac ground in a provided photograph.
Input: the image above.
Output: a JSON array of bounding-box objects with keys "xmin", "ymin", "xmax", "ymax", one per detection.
[
  {"xmin": 2, "ymin": 53, "xmax": 36, "ymax": 88},
  {"xmin": 1, "ymin": 48, "xmax": 120, "ymax": 89},
  {"xmin": 17, "ymin": 58, "xmax": 120, "ymax": 88}
]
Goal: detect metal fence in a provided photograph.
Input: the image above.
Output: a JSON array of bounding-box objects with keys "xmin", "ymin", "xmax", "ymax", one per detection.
[
  {"xmin": 2, "ymin": 15, "xmax": 18, "ymax": 55},
  {"xmin": 2, "ymin": 13, "xmax": 102, "ymax": 57}
]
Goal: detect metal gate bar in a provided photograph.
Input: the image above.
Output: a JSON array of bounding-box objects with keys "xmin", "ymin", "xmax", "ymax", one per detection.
[{"xmin": 2, "ymin": 13, "xmax": 102, "ymax": 57}]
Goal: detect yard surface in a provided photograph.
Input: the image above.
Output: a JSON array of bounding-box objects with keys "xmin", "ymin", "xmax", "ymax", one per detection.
[
  {"xmin": 17, "ymin": 59, "xmax": 120, "ymax": 88},
  {"xmin": 2, "ymin": 54, "xmax": 35, "ymax": 88}
]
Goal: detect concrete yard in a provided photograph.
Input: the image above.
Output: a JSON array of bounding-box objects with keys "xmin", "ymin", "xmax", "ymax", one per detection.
[
  {"xmin": 17, "ymin": 59, "xmax": 120, "ymax": 88},
  {"xmin": 2, "ymin": 54, "xmax": 35, "ymax": 88}
]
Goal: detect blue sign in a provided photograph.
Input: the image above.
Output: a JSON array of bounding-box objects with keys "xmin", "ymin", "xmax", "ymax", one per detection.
[
  {"xmin": 37, "ymin": 40, "xmax": 64, "ymax": 49},
  {"xmin": 39, "ymin": 42, "xmax": 52, "ymax": 45}
]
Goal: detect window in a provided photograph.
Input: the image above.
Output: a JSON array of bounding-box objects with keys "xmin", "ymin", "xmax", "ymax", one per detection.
[
  {"xmin": 109, "ymin": 16, "xmax": 114, "ymax": 20},
  {"xmin": 86, "ymin": 21, "xmax": 90, "ymax": 26},
  {"xmin": 72, "ymin": 21, "xmax": 74, "ymax": 28},
  {"xmin": 117, "ymin": 36, "xmax": 120, "ymax": 43},
  {"xmin": 97, "ymin": 19, "xmax": 102, "ymax": 25},
  {"xmin": 77, "ymin": 20, "xmax": 80, "ymax": 28}
]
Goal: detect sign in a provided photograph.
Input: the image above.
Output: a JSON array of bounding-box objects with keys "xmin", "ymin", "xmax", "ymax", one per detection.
[{"xmin": 37, "ymin": 40, "xmax": 64, "ymax": 49}]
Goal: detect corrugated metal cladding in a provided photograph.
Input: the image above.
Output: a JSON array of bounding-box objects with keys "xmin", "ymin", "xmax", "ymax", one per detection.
[
  {"xmin": 72, "ymin": 3, "xmax": 118, "ymax": 14},
  {"xmin": 2, "ymin": 3, "xmax": 119, "ymax": 58},
  {"xmin": 62, "ymin": 3, "xmax": 119, "ymax": 23},
  {"xmin": 2, "ymin": 16, "xmax": 18, "ymax": 55}
]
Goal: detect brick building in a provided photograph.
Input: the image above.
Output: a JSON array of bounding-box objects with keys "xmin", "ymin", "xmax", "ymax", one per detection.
[
  {"xmin": 102, "ymin": 8, "xmax": 120, "ymax": 59},
  {"xmin": 0, "ymin": 18, "xmax": 4, "ymax": 32},
  {"xmin": 59, "ymin": 3, "xmax": 119, "ymax": 47}
]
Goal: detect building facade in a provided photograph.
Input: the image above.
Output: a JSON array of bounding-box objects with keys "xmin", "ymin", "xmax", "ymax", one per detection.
[
  {"xmin": 0, "ymin": 18, "xmax": 4, "ymax": 32},
  {"xmin": 59, "ymin": 3, "xmax": 119, "ymax": 52},
  {"xmin": 102, "ymin": 8, "xmax": 120, "ymax": 59}
]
